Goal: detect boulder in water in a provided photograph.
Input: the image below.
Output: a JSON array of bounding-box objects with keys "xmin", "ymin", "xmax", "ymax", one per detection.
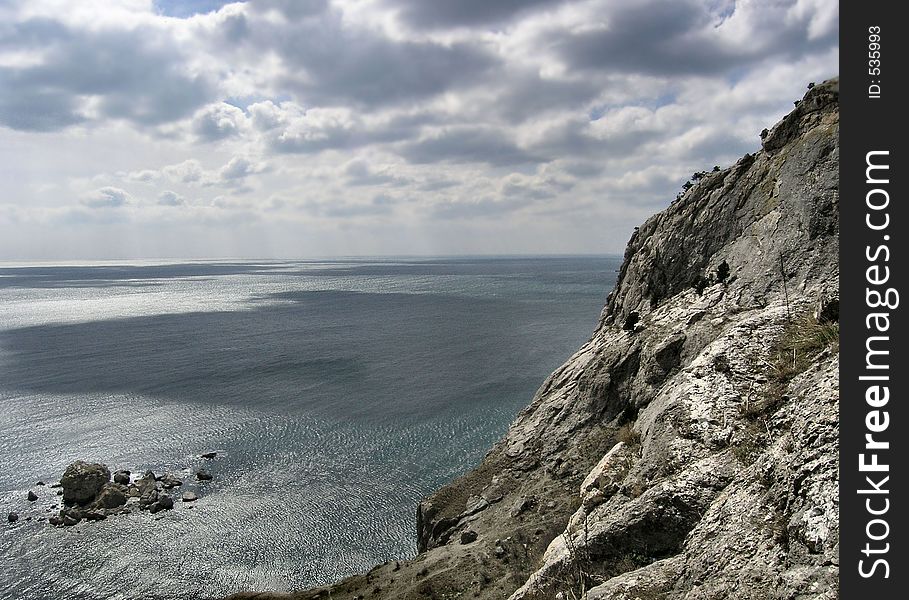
[
  {"xmin": 139, "ymin": 488, "xmax": 159, "ymax": 508},
  {"xmin": 196, "ymin": 470, "xmax": 213, "ymax": 481},
  {"xmin": 60, "ymin": 461, "xmax": 110, "ymax": 505},
  {"xmin": 93, "ymin": 483, "xmax": 128, "ymax": 509},
  {"xmin": 136, "ymin": 473, "xmax": 158, "ymax": 495},
  {"xmin": 27, "ymin": 490, "xmax": 38, "ymax": 502},
  {"xmin": 113, "ymin": 470, "xmax": 131, "ymax": 485},
  {"xmin": 160, "ymin": 474, "xmax": 183, "ymax": 489},
  {"xmin": 149, "ymin": 495, "xmax": 174, "ymax": 514}
]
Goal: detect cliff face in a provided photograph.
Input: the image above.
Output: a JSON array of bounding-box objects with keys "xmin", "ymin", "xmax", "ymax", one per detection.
[{"xmin": 228, "ymin": 79, "xmax": 840, "ymax": 600}]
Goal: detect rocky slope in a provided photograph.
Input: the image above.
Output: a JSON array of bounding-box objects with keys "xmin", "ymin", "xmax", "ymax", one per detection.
[{"xmin": 227, "ymin": 79, "xmax": 839, "ymax": 600}]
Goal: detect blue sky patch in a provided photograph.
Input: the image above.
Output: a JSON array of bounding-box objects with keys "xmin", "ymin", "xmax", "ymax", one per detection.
[{"xmin": 154, "ymin": 0, "xmax": 239, "ymax": 18}]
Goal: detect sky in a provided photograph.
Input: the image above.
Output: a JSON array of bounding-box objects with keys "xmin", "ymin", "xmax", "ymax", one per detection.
[{"xmin": 0, "ymin": 0, "xmax": 838, "ymax": 260}]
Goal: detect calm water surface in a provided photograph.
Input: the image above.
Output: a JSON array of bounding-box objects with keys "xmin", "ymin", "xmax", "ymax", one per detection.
[{"xmin": 0, "ymin": 257, "xmax": 618, "ymax": 599}]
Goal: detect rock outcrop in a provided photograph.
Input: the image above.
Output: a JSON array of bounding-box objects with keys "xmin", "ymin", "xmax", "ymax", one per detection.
[
  {"xmin": 60, "ymin": 461, "xmax": 111, "ymax": 505},
  {"xmin": 20, "ymin": 461, "xmax": 205, "ymax": 527},
  {"xmin": 226, "ymin": 79, "xmax": 840, "ymax": 600}
]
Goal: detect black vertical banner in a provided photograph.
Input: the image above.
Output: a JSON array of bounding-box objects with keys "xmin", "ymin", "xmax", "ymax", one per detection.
[{"xmin": 840, "ymin": 2, "xmax": 907, "ymax": 597}]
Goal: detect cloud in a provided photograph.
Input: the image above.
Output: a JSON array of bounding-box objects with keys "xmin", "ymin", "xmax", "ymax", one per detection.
[
  {"xmin": 0, "ymin": 0, "xmax": 839, "ymax": 258},
  {"xmin": 127, "ymin": 169, "xmax": 162, "ymax": 183},
  {"xmin": 247, "ymin": 101, "xmax": 431, "ymax": 155},
  {"xmin": 0, "ymin": 17, "xmax": 213, "ymax": 132},
  {"xmin": 210, "ymin": 195, "xmax": 248, "ymax": 209},
  {"xmin": 429, "ymin": 196, "xmax": 533, "ymax": 220},
  {"xmin": 192, "ymin": 102, "xmax": 248, "ymax": 141},
  {"xmin": 154, "ymin": 1, "xmax": 238, "ymax": 18},
  {"xmin": 163, "ymin": 159, "xmax": 205, "ymax": 183},
  {"xmin": 216, "ymin": 156, "xmax": 267, "ymax": 181},
  {"xmin": 157, "ymin": 190, "xmax": 186, "ymax": 206},
  {"xmin": 547, "ymin": 0, "xmax": 837, "ymax": 77},
  {"xmin": 383, "ymin": 0, "xmax": 559, "ymax": 29},
  {"xmin": 344, "ymin": 159, "xmax": 410, "ymax": 187},
  {"xmin": 400, "ymin": 127, "xmax": 548, "ymax": 167},
  {"xmin": 80, "ymin": 186, "xmax": 131, "ymax": 208},
  {"xmin": 300, "ymin": 195, "xmax": 398, "ymax": 218},
  {"xmin": 251, "ymin": 103, "xmax": 359, "ymax": 153},
  {"xmin": 242, "ymin": 8, "xmax": 499, "ymax": 107},
  {"xmin": 247, "ymin": 0, "xmax": 328, "ymax": 21},
  {"xmin": 0, "ymin": 71, "xmax": 86, "ymax": 131}
]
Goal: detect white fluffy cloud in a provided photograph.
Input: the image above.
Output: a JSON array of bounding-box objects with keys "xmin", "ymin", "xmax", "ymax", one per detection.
[
  {"xmin": 0, "ymin": 0, "xmax": 838, "ymax": 259},
  {"xmin": 80, "ymin": 186, "xmax": 132, "ymax": 208}
]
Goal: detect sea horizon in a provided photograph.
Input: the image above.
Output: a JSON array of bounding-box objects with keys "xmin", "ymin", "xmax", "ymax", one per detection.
[{"xmin": 0, "ymin": 253, "xmax": 620, "ymax": 269}]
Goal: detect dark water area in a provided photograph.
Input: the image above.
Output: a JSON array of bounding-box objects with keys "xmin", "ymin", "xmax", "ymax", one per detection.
[{"xmin": 0, "ymin": 256, "xmax": 619, "ymax": 599}]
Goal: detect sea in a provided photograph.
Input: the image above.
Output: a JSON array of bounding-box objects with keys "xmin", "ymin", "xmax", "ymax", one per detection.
[{"xmin": 0, "ymin": 256, "xmax": 619, "ymax": 600}]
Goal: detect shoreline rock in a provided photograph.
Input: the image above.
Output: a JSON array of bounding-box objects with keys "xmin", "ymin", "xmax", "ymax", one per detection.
[
  {"xmin": 60, "ymin": 461, "xmax": 110, "ymax": 505},
  {"xmin": 32, "ymin": 460, "xmax": 210, "ymax": 527}
]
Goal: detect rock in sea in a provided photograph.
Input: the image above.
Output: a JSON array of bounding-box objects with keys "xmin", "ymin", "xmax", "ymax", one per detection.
[
  {"xmin": 149, "ymin": 495, "xmax": 174, "ymax": 514},
  {"xmin": 139, "ymin": 488, "xmax": 159, "ymax": 508},
  {"xmin": 94, "ymin": 483, "xmax": 128, "ymax": 509},
  {"xmin": 160, "ymin": 473, "xmax": 183, "ymax": 489},
  {"xmin": 27, "ymin": 490, "xmax": 38, "ymax": 502},
  {"xmin": 60, "ymin": 461, "xmax": 111, "ymax": 505}
]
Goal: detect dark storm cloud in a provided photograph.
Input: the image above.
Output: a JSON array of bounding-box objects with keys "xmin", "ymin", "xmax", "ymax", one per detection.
[
  {"xmin": 551, "ymin": 0, "xmax": 838, "ymax": 76},
  {"xmin": 384, "ymin": 0, "xmax": 562, "ymax": 29},
  {"xmin": 399, "ymin": 127, "xmax": 548, "ymax": 167},
  {"xmin": 0, "ymin": 19, "xmax": 212, "ymax": 132}
]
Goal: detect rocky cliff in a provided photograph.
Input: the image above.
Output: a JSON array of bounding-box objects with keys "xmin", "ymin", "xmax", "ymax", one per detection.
[{"xmin": 227, "ymin": 78, "xmax": 839, "ymax": 600}]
